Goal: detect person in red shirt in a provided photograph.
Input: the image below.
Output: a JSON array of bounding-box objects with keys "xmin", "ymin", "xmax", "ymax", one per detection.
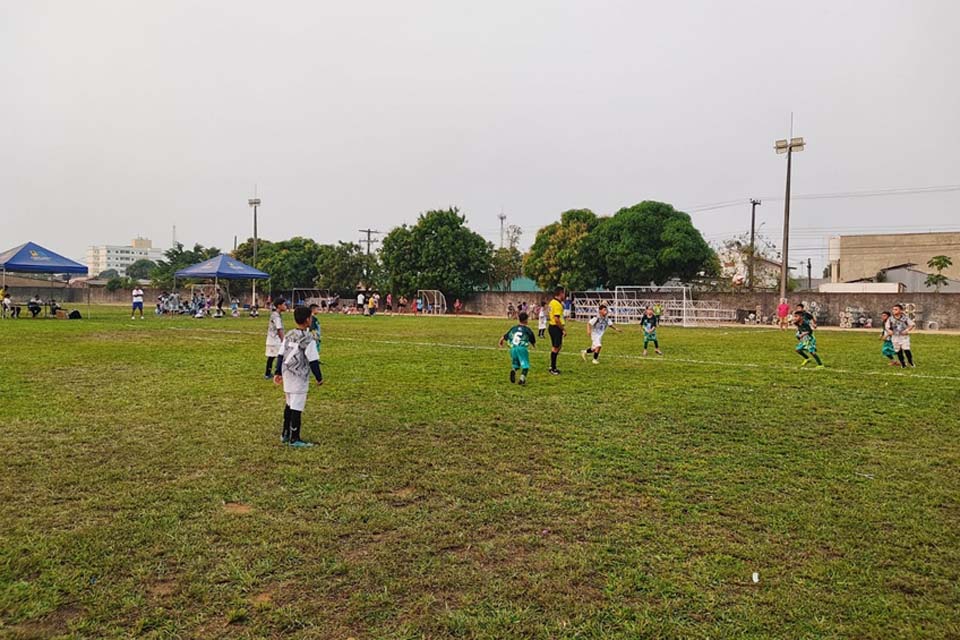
[{"xmin": 776, "ymin": 298, "xmax": 790, "ymax": 330}]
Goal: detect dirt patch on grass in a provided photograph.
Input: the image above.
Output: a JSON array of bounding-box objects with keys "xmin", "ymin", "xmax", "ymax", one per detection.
[
  {"xmin": 223, "ymin": 502, "xmax": 252, "ymax": 514},
  {"xmin": 148, "ymin": 579, "xmax": 178, "ymax": 598},
  {"xmin": 8, "ymin": 605, "xmax": 82, "ymax": 639}
]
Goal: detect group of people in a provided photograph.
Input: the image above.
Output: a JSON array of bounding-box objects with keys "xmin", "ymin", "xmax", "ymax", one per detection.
[
  {"xmin": 500, "ymin": 288, "xmax": 664, "ymax": 384},
  {"xmin": 1, "ymin": 289, "xmax": 60, "ymax": 319}
]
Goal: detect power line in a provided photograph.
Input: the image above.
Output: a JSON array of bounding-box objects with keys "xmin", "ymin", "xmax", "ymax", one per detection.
[{"xmin": 685, "ymin": 183, "xmax": 960, "ymax": 213}]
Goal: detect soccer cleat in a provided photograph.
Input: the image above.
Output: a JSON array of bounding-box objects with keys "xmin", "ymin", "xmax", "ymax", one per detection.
[
  {"xmin": 642, "ymin": 350, "xmax": 647, "ymax": 357},
  {"xmin": 591, "ymin": 359, "xmax": 599, "ymax": 365},
  {"xmin": 518, "ymin": 375, "xmax": 526, "ymax": 386},
  {"xmin": 549, "ymin": 368, "xmax": 561, "ymax": 376},
  {"xmin": 264, "ymin": 374, "xmax": 273, "ymax": 380},
  {"xmin": 581, "ymin": 350, "xmax": 588, "ymax": 362},
  {"xmin": 655, "ymin": 350, "xmax": 663, "ymax": 356},
  {"xmin": 510, "ymin": 369, "xmax": 516, "ymax": 384},
  {"xmin": 799, "ymin": 359, "xmax": 810, "ymax": 368},
  {"xmin": 816, "ymin": 365, "xmax": 825, "ymax": 369},
  {"xmin": 131, "ymin": 316, "xmax": 135, "ymax": 320},
  {"xmin": 289, "ymin": 440, "xmax": 314, "ymax": 448}
]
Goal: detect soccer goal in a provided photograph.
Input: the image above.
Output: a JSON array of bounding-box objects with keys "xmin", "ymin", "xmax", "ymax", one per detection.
[
  {"xmin": 290, "ymin": 288, "xmax": 330, "ymax": 308},
  {"xmin": 416, "ymin": 290, "xmax": 447, "ymax": 315},
  {"xmin": 572, "ymin": 286, "xmax": 734, "ymax": 327}
]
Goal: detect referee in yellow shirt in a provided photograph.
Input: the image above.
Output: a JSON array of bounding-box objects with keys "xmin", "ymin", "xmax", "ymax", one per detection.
[{"xmin": 547, "ymin": 287, "xmax": 566, "ymax": 375}]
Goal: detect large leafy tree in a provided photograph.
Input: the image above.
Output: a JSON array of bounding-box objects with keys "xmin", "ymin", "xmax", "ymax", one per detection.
[
  {"xmin": 591, "ymin": 201, "xmax": 718, "ymax": 287},
  {"xmin": 255, "ymin": 237, "xmax": 322, "ymax": 291},
  {"xmin": 524, "ymin": 209, "xmax": 601, "ymax": 291},
  {"xmin": 315, "ymin": 242, "xmax": 374, "ymax": 296},
  {"xmin": 489, "ymin": 225, "xmax": 524, "ymax": 290},
  {"xmin": 152, "ymin": 243, "xmax": 221, "ymax": 288},
  {"xmin": 126, "ymin": 259, "xmax": 157, "ymax": 280},
  {"xmin": 380, "ymin": 208, "xmax": 492, "ymax": 299}
]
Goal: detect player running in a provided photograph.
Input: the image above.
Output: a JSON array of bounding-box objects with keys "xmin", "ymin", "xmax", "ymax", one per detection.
[
  {"xmin": 641, "ymin": 307, "xmax": 662, "ymax": 357},
  {"xmin": 499, "ymin": 311, "xmax": 536, "ymax": 385},
  {"xmin": 581, "ymin": 304, "xmax": 620, "ymax": 364},
  {"xmin": 793, "ymin": 309, "xmax": 824, "ymax": 369},
  {"xmin": 889, "ymin": 303, "xmax": 916, "ymax": 367}
]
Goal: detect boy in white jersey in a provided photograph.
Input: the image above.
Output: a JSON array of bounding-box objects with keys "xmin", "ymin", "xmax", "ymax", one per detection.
[
  {"xmin": 264, "ymin": 298, "xmax": 287, "ymax": 379},
  {"xmin": 537, "ymin": 301, "xmax": 547, "ymax": 338},
  {"xmin": 274, "ymin": 306, "xmax": 324, "ymax": 446},
  {"xmin": 581, "ymin": 304, "xmax": 620, "ymax": 364}
]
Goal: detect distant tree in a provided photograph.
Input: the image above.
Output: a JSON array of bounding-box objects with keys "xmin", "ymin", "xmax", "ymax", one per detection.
[
  {"xmin": 126, "ymin": 259, "xmax": 157, "ymax": 280},
  {"xmin": 105, "ymin": 277, "xmax": 124, "ymax": 291},
  {"xmin": 524, "ymin": 209, "xmax": 601, "ymax": 291},
  {"xmin": 489, "ymin": 225, "xmax": 524, "ymax": 290},
  {"xmin": 925, "ymin": 255, "xmax": 953, "ymax": 293},
  {"xmin": 98, "ymin": 269, "xmax": 120, "ymax": 280},
  {"xmin": 152, "ymin": 243, "xmax": 221, "ymax": 288},
  {"xmin": 315, "ymin": 242, "xmax": 373, "ymax": 296},
  {"xmin": 592, "ymin": 201, "xmax": 718, "ymax": 288},
  {"xmin": 716, "ymin": 231, "xmax": 778, "ymax": 290},
  {"xmin": 380, "ymin": 208, "xmax": 492, "ymax": 299},
  {"xmin": 256, "ymin": 237, "xmax": 322, "ymax": 291}
]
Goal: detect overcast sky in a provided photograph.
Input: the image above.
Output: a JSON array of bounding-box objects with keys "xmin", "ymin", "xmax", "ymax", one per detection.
[{"xmin": 3, "ymin": 1, "xmax": 959, "ymax": 272}]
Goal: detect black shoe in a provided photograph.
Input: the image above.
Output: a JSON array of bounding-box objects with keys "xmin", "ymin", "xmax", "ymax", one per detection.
[
  {"xmin": 549, "ymin": 368, "xmax": 561, "ymax": 376},
  {"xmin": 510, "ymin": 369, "xmax": 516, "ymax": 384}
]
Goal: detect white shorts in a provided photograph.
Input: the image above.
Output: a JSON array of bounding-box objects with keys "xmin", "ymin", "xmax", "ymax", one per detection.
[
  {"xmin": 892, "ymin": 335, "xmax": 911, "ymax": 352},
  {"xmin": 285, "ymin": 392, "xmax": 307, "ymax": 412},
  {"xmin": 591, "ymin": 335, "xmax": 604, "ymax": 350},
  {"xmin": 265, "ymin": 344, "xmax": 281, "ymax": 358}
]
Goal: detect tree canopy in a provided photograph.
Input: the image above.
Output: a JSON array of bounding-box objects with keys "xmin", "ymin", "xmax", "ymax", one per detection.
[
  {"xmin": 152, "ymin": 243, "xmax": 221, "ymax": 288},
  {"xmin": 380, "ymin": 208, "xmax": 492, "ymax": 299},
  {"xmin": 524, "ymin": 209, "xmax": 601, "ymax": 291},
  {"xmin": 592, "ymin": 201, "xmax": 718, "ymax": 287},
  {"xmin": 126, "ymin": 259, "xmax": 157, "ymax": 280},
  {"xmin": 315, "ymin": 242, "xmax": 374, "ymax": 296}
]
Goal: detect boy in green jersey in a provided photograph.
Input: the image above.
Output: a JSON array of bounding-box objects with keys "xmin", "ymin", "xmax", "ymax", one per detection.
[
  {"xmin": 793, "ymin": 310, "xmax": 824, "ymax": 369},
  {"xmin": 499, "ymin": 311, "xmax": 537, "ymax": 385}
]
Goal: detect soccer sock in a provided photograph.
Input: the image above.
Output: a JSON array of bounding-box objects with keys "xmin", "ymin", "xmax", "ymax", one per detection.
[
  {"xmin": 798, "ymin": 351, "xmax": 809, "ymax": 359},
  {"xmin": 654, "ymin": 340, "xmax": 659, "ymax": 349},
  {"xmin": 282, "ymin": 405, "xmax": 291, "ymax": 440},
  {"xmin": 812, "ymin": 353, "xmax": 823, "ymax": 365},
  {"xmin": 265, "ymin": 357, "xmax": 275, "ymax": 376},
  {"xmin": 905, "ymin": 350, "xmax": 914, "ymax": 365},
  {"xmin": 593, "ymin": 350, "xmax": 599, "ymax": 360},
  {"xmin": 521, "ymin": 368, "xmax": 528, "ymax": 377},
  {"xmin": 897, "ymin": 351, "xmax": 906, "ymax": 367},
  {"xmin": 290, "ymin": 410, "xmax": 302, "ymax": 442},
  {"xmin": 550, "ymin": 351, "xmax": 558, "ymax": 370}
]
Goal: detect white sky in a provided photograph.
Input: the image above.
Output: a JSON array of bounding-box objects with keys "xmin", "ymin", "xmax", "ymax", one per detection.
[{"xmin": 2, "ymin": 1, "xmax": 959, "ymax": 272}]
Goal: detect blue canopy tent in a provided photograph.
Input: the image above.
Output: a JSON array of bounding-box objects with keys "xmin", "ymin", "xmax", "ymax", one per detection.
[
  {"xmin": 0, "ymin": 241, "xmax": 88, "ymax": 286},
  {"xmin": 175, "ymin": 255, "xmax": 268, "ymax": 304}
]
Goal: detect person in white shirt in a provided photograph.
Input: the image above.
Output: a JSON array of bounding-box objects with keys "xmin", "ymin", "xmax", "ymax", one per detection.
[
  {"xmin": 581, "ymin": 304, "xmax": 620, "ymax": 364},
  {"xmin": 131, "ymin": 287, "xmax": 145, "ymax": 320},
  {"xmin": 357, "ymin": 292, "xmax": 365, "ymax": 313},
  {"xmin": 537, "ymin": 301, "xmax": 548, "ymax": 338},
  {"xmin": 274, "ymin": 306, "xmax": 323, "ymax": 446},
  {"xmin": 264, "ymin": 298, "xmax": 288, "ymax": 379},
  {"xmin": 889, "ymin": 303, "xmax": 916, "ymax": 367}
]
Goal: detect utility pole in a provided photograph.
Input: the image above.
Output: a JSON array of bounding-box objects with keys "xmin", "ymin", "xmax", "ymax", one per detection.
[
  {"xmin": 359, "ymin": 228, "xmax": 381, "ymax": 255},
  {"xmin": 807, "ymin": 257, "xmax": 812, "ymax": 290},
  {"xmin": 248, "ymin": 195, "xmax": 261, "ymax": 307},
  {"xmin": 498, "ymin": 211, "xmax": 507, "ymax": 248},
  {"xmin": 774, "ymin": 128, "xmax": 805, "ymax": 300},
  {"xmin": 748, "ymin": 199, "xmax": 761, "ymax": 291}
]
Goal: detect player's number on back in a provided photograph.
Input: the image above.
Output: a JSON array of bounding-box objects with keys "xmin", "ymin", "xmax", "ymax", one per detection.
[{"xmin": 512, "ymin": 331, "xmax": 523, "ymax": 346}]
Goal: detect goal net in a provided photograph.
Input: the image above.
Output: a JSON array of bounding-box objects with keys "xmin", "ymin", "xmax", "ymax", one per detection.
[
  {"xmin": 290, "ymin": 288, "xmax": 330, "ymax": 307},
  {"xmin": 416, "ymin": 290, "xmax": 447, "ymax": 315},
  {"xmin": 572, "ymin": 286, "xmax": 733, "ymax": 327}
]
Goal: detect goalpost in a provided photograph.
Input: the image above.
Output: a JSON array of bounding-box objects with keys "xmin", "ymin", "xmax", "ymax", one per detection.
[
  {"xmin": 572, "ymin": 286, "xmax": 733, "ymax": 327},
  {"xmin": 416, "ymin": 290, "xmax": 447, "ymax": 315},
  {"xmin": 290, "ymin": 288, "xmax": 329, "ymax": 307}
]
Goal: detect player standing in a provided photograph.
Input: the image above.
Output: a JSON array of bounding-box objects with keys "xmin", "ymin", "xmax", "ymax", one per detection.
[
  {"xmin": 499, "ymin": 311, "xmax": 536, "ymax": 385},
  {"xmin": 879, "ymin": 310, "xmax": 897, "ymax": 366},
  {"xmin": 889, "ymin": 303, "xmax": 916, "ymax": 367},
  {"xmin": 581, "ymin": 304, "xmax": 620, "ymax": 364},
  {"xmin": 274, "ymin": 306, "xmax": 324, "ymax": 446},
  {"xmin": 131, "ymin": 286, "xmax": 145, "ymax": 320},
  {"xmin": 547, "ymin": 287, "xmax": 566, "ymax": 375},
  {"xmin": 537, "ymin": 301, "xmax": 547, "ymax": 338},
  {"xmin": 264, "ymin": 298, "xmax": 287, "ymax": 379},
  {"xmin": 641, "ymin": 307, "xmax": 662, "ymax": 356},
  {"xmin": 793, "ymin": 309, "xmax": 824, "ymax": 368}
]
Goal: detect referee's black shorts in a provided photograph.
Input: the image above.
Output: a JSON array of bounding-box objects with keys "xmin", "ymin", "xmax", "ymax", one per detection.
[{"xmin": 548, "ymin": 324, "xmax": 564, "ymax": 349}]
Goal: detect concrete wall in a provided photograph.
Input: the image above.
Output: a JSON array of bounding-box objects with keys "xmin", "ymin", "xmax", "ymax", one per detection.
[
  {"xmin": 837, "ymin": 232, "xmax": 960, "ymax": 282},
  {"xmin": 465, "ymin": 289, "xmax": 960, "ymax": 328}
]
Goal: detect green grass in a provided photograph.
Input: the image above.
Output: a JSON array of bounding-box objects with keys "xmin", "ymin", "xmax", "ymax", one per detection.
[{"xmin": 1, "ymin": 308, "xmax": 959, "ymax": 639}]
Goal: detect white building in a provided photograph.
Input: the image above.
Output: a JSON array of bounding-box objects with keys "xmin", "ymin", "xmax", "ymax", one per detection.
[{"xmin": 86, "ymin": 237, "xmax": 165, "ymax": 277}]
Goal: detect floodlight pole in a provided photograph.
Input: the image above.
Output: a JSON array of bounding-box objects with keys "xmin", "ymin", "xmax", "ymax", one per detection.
[
  {"xmin": 249, "ymin": 196, "xmax": 261, "ymax": 307},
  {"xmin": 748, "ymin": 199, "xmax": 760, "ymax": 291},
  {"xmin": 775, "ymin": 135, "xmax": 804, "ymax": 300}
]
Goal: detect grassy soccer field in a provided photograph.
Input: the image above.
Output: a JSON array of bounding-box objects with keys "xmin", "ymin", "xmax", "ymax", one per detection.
[{"xmin": 1, "ymin": 309, "xmax": 959, "ymax": 639}]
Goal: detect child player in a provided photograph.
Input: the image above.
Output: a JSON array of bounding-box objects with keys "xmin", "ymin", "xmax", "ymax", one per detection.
[
  {"xmin": 537, "ymin": 301, "xmax": 547, "ymax": 338},
  {"xmin": 308, "ymin": 303, "xmax": 322, "ymax": 355},
  {"xmin": 889, "ymin": 303, "xmax": 916, "ymax": 367},
  {"xmin": 793, "ymin": 309, "xmax": 824, "ymax": 369},
  {"xmin": 879, "ymin": 310, "xmax": 897, "ymax": 366},
  {"xmin": 641, "ymin": 307, "xmax": 662, "ymax": 356},
  {"xmin": 274, "ymin": 306, "xmax": 324, "ymax": 446},
  {"xmin": 581, "ymin": 304, "xmax": 620, "ymax": 364},
  {"xmin": 499, "ymin": 311, "xmax": 536, "ymax": 385},
  {"xmin": 264, "ymin": 298, "xmax": 287, "ymax": 379}
]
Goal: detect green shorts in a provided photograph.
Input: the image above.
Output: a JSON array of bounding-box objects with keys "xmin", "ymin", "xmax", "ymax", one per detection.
[
  {"xmin": 510, "ymin": 346, "xmax": 530, "ymax": 370},
  {"xmin": 643, "ymin": 331, "xmax": 658, "ymax": 347},
  {"xmin": 881, "ymin": 339, "xmax": 895, "ymax": 358},
  {"xmin": 795, "ymin": 333, "xmax": 817, "ymax": 354}
]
